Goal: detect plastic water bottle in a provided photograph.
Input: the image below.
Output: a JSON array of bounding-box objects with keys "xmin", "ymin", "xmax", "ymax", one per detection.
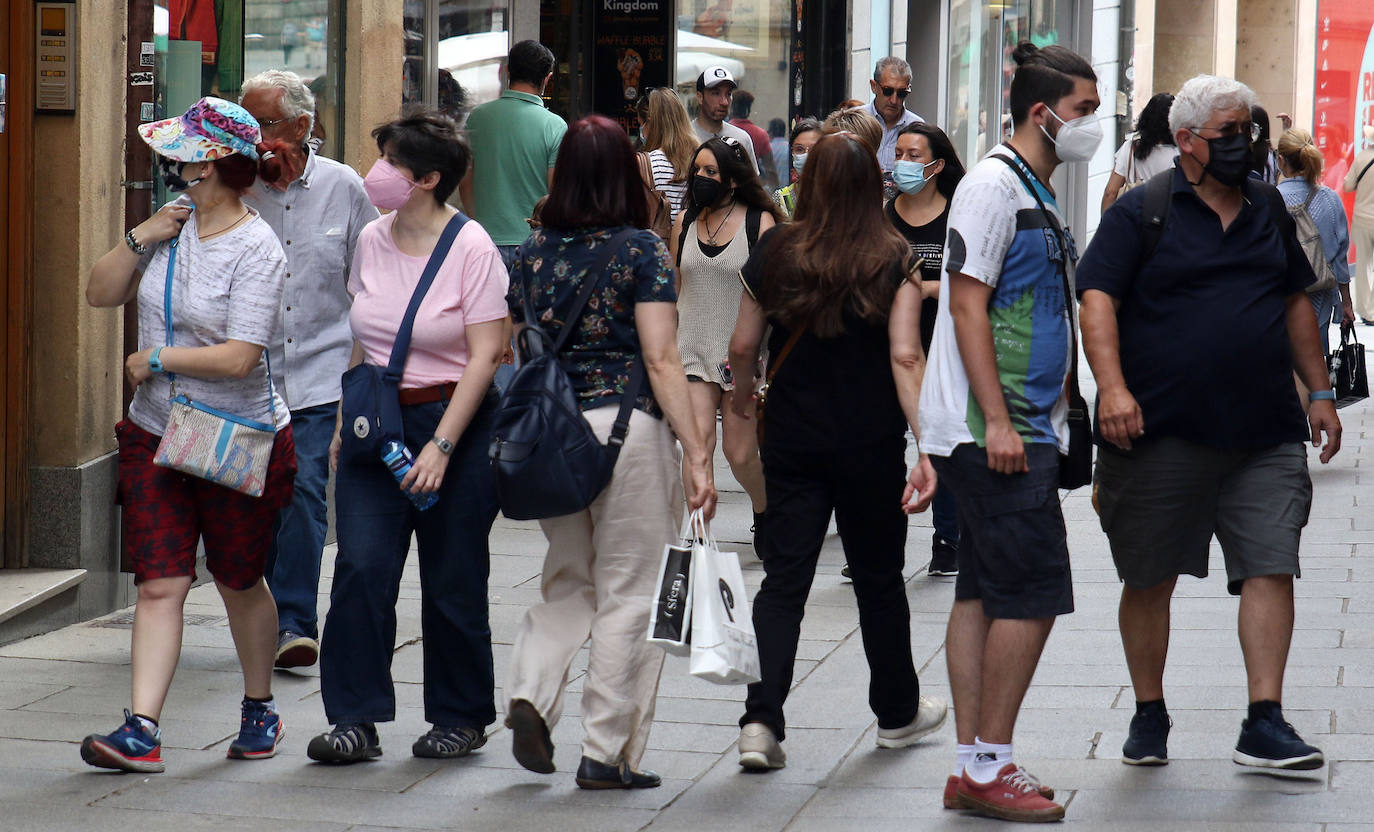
[{"xmin": 381, "ymin": 440, "xmax": 439, "ymax": 511}]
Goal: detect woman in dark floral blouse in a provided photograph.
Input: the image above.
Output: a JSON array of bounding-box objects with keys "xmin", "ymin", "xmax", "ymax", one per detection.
[{"xmin": 503, "ymin": 115, "xmax": 716, "ymax": 790}]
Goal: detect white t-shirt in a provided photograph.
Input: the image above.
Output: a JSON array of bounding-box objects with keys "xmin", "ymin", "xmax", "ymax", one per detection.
[
  {"xmin": 129, "ymin": 208, "xmax": 290, "ymax": 436},
  {"xmin": 1112, "ymin": 138, "xmax": 1179, "ymax": 184},
  {"xmin": 918, "ymin": 145, "xmax": 1074, "ymax": 456}
]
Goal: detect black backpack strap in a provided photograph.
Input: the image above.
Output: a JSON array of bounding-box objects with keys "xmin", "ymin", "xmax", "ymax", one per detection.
[
  {"xmin": 385, "ymin": 212, "xmax": 469, "ymax": 382},
  {"xmin": 1137, "ymin": 170, "xmax": 1173, "ymax": 267},
  {"xmin": 1356, "ymin": 156, "xmax": 1374, "ymax": 189},
  {"xmin": 676, "ymin": 215, "xmax": 692, "ymax": 269},
  {"xmin": 745, "ymin": 205, "xmax": 761, "ymax": 250}
]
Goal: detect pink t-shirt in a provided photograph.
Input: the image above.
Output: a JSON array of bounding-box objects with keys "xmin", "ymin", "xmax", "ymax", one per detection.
[{"xmin": 348, "ymin": 212, "xmax": 510, "ymax": 389}]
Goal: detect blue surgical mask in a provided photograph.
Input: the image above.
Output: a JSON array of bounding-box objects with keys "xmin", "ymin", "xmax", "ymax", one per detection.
[
  {"xmin": 792, "ymin": 152, "xmax": 807, "ymax": 173},
  {"xmin": 892, "ymin": 159, "xmax": 937, "ymax": 195}
]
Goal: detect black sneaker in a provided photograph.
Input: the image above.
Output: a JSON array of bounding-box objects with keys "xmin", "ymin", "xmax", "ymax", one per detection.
[
  {"xmin": 307, "ymin": 723, "xmax": 381, "ymax": 764},
  {"xmin": 1122, "ymin": 707, "xmax": 1170, "ymax": 765},
  {"xmin": 929, "ymin": 536, "xmax": 959, "ymax": 576},
  {"xmin": 1233, "ymin": 711, "xmax": 1324, "ymax": 770},
  {"xmin": 413, "ymin": 725, "xmax": 486, "ymax": 759}
]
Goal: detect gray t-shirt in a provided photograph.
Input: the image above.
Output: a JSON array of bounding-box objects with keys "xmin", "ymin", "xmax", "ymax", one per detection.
[
  {"xmin": 693, "ymin": 119, "xmax": 760, "ymax": 174},
  {"xmin": 128, "ymin": 208, "xmax": 290, "ymax": 436}
]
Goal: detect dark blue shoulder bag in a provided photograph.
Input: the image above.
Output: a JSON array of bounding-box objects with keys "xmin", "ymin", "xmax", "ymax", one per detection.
[{"xmin": 339, "ymin": 212, "xmax": 467, "ymax": 463}]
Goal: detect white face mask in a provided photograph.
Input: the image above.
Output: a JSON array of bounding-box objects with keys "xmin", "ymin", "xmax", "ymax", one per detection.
[{"xmin": 1041, "ymin": 107, "xmax": 1103, "ymax": 163}]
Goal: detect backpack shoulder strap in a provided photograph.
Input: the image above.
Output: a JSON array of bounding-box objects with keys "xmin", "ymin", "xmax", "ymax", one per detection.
[
  {"xmin": 551, "ymin": 228, "xmax": 637, "ymax": 354},
  {"xmin": 676, "ymin": 215, "xmax": 692, "ymax": 268},
  {"xmin": 745, "ymin": 205, "xmax": 762, "ymax": 250},
  {"xmin": 1356, "ymin": 156, "xmax": 1374, "ymax": 188},
  {"xmin": 1138, "ymin": 170, "xmax": 1174, "ymax": 266}
]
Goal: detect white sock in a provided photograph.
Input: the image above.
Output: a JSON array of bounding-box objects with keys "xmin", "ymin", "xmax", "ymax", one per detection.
[
  {"xmin": 966, "ymin": 737, "xmax": 1013, "ymax": 783},
  {"xmin": 133, "ymin": 714, "xmax": 160, "ymax": 737},
  {"xmin": 952, "ymin": 743, "xmax": 975, "ymax": 778}
]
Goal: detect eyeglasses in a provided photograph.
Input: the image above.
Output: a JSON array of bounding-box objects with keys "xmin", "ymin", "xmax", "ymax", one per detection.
[
  {"xmin": 880, "ymin": 86, "xmax": 911, "ymax": 99},
  {"xmin": 1189, "ymin": 121, "xmax": 1262, "ymax": 142},
  {"xmin": 257, "ymin": 117, "xmax": 291, "ymax": 129}
]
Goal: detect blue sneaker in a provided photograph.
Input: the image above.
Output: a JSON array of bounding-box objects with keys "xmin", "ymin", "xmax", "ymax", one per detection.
[
  {"xmin": 227, "ymin": 698, "xmax": 283, "ymax": 760},
  {"xmin": 81, "ymin": 710, "xmax": 164, "ymax": 773}
]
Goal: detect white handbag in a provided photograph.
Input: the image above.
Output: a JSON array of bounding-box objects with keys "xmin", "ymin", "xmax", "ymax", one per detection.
[{"xmin": 688, "ymin": 509, "xmax": 761, "ymax": 685}]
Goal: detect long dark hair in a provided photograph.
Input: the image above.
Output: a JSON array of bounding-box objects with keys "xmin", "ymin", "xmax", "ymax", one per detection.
[
  {"xmin": 897, "ymin": 122, "xmax": 965, "ymax": 201},
  {"xmin": 680, "ymin": 137, "xmax": 785, "ymax": 231},
  {"xmin": 541, "ymin": 115, "xmax": 648, "ymax": 231},
  {"xmin": 1250, "ymin": 104, "xmax": 1274, "ymax": 176},
  {"xmin": 758, "ymin": 133, "xmax": 911, "ymax": 337},
  {"xmin": 1134, "ymin": 92, "xmax": 1175, "ymax": 160}
]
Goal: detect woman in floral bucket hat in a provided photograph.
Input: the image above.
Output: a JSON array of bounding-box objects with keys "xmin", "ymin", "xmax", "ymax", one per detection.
[{"xmin": 80, "ymin": 97, "xmax": 298, "ymax": 773}]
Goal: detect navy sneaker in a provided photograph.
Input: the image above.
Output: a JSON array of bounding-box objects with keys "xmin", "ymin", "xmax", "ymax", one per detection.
[
  {"xmin": 227, "ymin": 698, "xmax": 283, "ymax": 760},
  {"xmin": 80, "ymin": 710, "xmax": 165, "ymax": 773},
  {"xmin": 1122, "ymin": 706, "xmax": 1171, "ymax": 765},
  {"xmin": 1233, "ymin": 710, "xmax": 1324, "ymax": 770}
]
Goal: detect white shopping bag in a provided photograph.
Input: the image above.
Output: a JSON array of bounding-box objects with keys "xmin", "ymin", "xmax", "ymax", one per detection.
[
  {"xmin": 688, "ymin": 510, "xmax": 762, "ymax": 685},
  {"xmin": 646, "ymin": 516, "xmax": 695, "ymax": 656}
]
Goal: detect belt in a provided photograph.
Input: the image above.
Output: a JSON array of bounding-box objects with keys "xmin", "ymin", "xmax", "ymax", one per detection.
[{"xmin": 397, "ymin": 382, "xmax": 457, "ymax": 406}]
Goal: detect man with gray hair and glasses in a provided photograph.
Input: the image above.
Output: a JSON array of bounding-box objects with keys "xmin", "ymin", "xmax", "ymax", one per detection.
[
  {"xmin": 239, "ymin": 69, "xmax": 379, "ymax": 670},
  {"xmin": 1078, "ymin": 73, "xmax": 1340, "ymax": 773},
  {"xmin": 866, "ymin": 56, "xmax": 925, "ymax": 174}
]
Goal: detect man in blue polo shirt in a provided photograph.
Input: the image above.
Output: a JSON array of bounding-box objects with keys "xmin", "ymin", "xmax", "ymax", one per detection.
[
  {"xmin": 461, "ymin": 40, "xmax": 566, "ymax": 266},
  {"xmin": 1078, "ymin": 74, "xmax": 1341, "ymax": 773}
]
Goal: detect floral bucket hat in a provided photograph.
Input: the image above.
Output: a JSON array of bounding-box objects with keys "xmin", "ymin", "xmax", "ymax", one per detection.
[{"xmin": 138, "ymin": 96, "xmax": 262, "ymax": 162}]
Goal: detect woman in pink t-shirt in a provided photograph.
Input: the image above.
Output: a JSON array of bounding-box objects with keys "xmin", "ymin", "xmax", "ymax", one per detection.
[{"xmin": 309, "ymin": 111, "xmax": 509, "ymax": 764}]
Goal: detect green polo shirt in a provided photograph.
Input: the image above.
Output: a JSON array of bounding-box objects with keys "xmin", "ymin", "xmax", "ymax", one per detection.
[{"xmin": 464, "ymin": 90, "xmax": 567, "ymax": 245}]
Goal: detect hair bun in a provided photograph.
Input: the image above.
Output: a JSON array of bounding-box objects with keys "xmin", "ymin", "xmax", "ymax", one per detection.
[{"xmin": 1011, "ymin": 41, "xmax": 1040, "ymax": 66}]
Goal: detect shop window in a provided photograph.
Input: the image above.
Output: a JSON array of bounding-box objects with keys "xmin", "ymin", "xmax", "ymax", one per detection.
[
  {"xmin": 1314, "ymin": 1, "xmax": 1374, "ymax": 223},
  {"xmin": 678, "ymin": 1, "xmax": 793, "ymax": 190},
  {"xmin": 404, "ymin": 0, "xmax": 510, "ymax": 126},
  {"xmin": 151, "ymin": 0, "xmax": 345, "ymax": 204}
]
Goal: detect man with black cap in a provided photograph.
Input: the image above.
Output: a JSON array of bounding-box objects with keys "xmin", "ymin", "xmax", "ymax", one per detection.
[{"xmin": 694, "ymin": 66, "xmax": 759, "ymax": 173}]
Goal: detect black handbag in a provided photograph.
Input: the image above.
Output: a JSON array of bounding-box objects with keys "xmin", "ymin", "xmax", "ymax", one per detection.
[
  {"xmin": 489, "ymin": 229, "xmax": 643, "ymax": 520},
  {"xmin": 990, "ymin": 154, "xmax": 1093, "ymax": 489},
  {"xmin": 339, "ymin": 212, "xmax": 468, "ymax": 463},
  {"xmin": 1328, "ymin": 323, "xmax": 1369, "ymax": 408}
]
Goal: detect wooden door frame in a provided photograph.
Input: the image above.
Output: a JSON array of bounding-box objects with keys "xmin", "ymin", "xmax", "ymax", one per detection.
[{"xmin": 3, "ymin": 0, "xmax": 35, "ymax": 568}]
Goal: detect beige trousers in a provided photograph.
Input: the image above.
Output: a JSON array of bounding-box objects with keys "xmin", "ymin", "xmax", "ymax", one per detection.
[
  {"xmin": 1353, "ymin": 221, "xmax": 1374, "ymax": 322},
  {"xmin": 506, "ymin": 406, "xmax": 683, "ymax": 768}
]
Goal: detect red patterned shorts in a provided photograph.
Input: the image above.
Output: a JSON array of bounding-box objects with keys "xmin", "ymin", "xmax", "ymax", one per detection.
[{"xmin": 115, "ymin": 419, "xmax": 297, "ymax": 590}]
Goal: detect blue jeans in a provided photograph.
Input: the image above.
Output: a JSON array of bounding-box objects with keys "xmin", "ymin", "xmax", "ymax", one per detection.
[
  {"xmin": 494, "ymin": 243, "xmax": 522, "ymax": 393},
  {"xmin": 265, "ymin": 402, "xmax": 336, "ymax": 639},
  {"xmin": 931, "ymin": 483, "xmax": 960, "ymax": 544},
  {"xmin": 319, "ymin": 391, "xmax": 501, "ymax": 728},
  {"xmin": 1309, "ymin": 286, "xmax": 1339, "ymax": 356}
]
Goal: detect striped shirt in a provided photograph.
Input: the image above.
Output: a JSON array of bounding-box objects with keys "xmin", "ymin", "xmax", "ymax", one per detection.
[{"xmin": 648, "ymin": 149, "xmax": 687, "ymax": 216}]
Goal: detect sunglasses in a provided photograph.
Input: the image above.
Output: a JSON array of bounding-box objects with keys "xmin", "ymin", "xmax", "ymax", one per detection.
[{"xmin": 879, "ymin": 86, "xmax": 911, "ymax": 99}]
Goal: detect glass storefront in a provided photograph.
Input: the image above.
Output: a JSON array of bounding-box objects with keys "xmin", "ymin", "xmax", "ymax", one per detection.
[
  {"xmin": 404, "ymin": 0, "xmax": 511, "ymax": 126},
  {"xmin": 945, "ymin": 0, "xmax": 1071, "ymax": 167},
  {"xmin": 1313, "ymin": 0, "xmax": 1374, "ymax": 225},
  {"xmin": 151, "ymin": 0, "xmax": 345, "ymax": 204}
]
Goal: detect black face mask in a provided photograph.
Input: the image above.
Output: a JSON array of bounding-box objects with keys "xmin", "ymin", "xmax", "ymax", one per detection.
[
  {"xmin": 690, "ymin": 175, "xmax": 726, "ymax": 210},
  {"xmin": 158, "ymin": 156, "xmax": 205, "ymax": 192},
  {"xmin": 1197, "ymin": 132, "xmax": 1252, "ymax": 187}
]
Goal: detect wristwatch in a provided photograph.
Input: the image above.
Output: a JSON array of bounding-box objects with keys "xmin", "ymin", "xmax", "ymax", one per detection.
[
  {"xmin": 148, "ymin": 346, "xmax": 166, "ymax": 374},
  {"xmin": 431, "ymin": 435, "xmax": 454, "ymax": 455},
  {"xmin": 125, "ymin": 229, "xmax": 148, "ymax": 255}
]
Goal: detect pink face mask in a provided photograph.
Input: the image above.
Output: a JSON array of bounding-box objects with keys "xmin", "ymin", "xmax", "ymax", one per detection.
[{"xmin": 363, "ymin": 157, "xmax": 419, "ymax": 210}]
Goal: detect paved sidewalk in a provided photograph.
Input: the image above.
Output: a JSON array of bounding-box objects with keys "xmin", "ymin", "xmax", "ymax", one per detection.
[{"xmin": 2, "ymin": 397, "xmax": 1374, "ymax": 831}]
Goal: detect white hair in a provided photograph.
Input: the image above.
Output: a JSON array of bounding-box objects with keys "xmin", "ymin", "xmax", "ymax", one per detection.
[
  {"xmin": 873, "ymin": 56, "xmax": 912, "ymax": 83},
  {"xmin": 1168, "ymin": 75, "xmax": 1256, "ymax": 135},
  {"xmin": 241, "ymin": 70, "xmax": 317, "ymax": 134}
]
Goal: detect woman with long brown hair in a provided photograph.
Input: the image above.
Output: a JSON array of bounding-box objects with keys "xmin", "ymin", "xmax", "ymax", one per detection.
[
  {"xmin": 636, "ymin": 87, "xmax": 697, "ymax": 215},
  {"xmin": 670, "ymin": 137, "xmax": 784, "ymax": 555},
  {"xmin": 727, "ymin": 132, "xmax": 946, "ymax": 770}
]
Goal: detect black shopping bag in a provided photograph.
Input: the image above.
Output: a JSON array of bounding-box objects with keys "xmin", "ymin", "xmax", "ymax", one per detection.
[{"xmin": 1328, "ymin": 325, "xmax": 1369, "ymax": 409}]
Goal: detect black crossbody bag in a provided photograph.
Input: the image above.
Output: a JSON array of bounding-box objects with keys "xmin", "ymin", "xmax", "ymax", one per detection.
[{"xmin": 991, "ymin": 153, "xmax": 1093, "ymax": 489}]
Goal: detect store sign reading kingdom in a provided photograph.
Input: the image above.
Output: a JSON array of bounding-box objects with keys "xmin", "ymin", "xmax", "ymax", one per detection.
[{"xmin": 594, "ymin": 0, "xmax": 673, "ymax": 133}]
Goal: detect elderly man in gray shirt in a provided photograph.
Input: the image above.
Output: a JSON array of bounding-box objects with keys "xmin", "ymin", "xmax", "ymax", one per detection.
[{"xmin": 240, "ymin": 70, "xmax": 378, "ymax": 669}]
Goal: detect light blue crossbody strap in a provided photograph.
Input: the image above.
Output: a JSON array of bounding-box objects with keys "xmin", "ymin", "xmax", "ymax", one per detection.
[{"xmin": 160, "ymin": 236, "xmax": 278, "ymax": 426}]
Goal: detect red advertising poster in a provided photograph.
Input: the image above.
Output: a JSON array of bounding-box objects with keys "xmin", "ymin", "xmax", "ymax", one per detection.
[{"xmin": 1314, "ymin": 0, "xmax": 1374, "ymax": 224}]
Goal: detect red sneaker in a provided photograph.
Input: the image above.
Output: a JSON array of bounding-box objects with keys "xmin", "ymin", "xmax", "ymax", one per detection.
[
  {"xmin": 957, "ymin": 763, "xmax": 1065, "ymax": 822},
  {"xmin": 945, "ymin": 770, "xmax": 1055, "ymax": 809}
]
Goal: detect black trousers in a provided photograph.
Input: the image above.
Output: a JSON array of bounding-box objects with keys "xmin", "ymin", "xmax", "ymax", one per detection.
[{"xmin": 741, "ymin": 434, "xmax": 919, "ymax": 741}]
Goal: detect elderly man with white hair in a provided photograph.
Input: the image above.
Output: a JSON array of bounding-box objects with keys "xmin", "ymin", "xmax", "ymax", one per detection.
[
  {"xmin": 1077, "ymin": 74, "xmax": 1341, "ymax": 772},
  {"xmin": 239, "ymin": 70, "xmax": 379, "ymax": 669}
]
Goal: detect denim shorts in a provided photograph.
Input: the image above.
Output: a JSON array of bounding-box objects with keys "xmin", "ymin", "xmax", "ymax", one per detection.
[
  {"xmin": 932, "ymin": 442, "xmax": 1074, "ymax": 620},
  {"xmin": 1095, "ymin": 437, "xmax": 1311, "ymax": 594}
]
